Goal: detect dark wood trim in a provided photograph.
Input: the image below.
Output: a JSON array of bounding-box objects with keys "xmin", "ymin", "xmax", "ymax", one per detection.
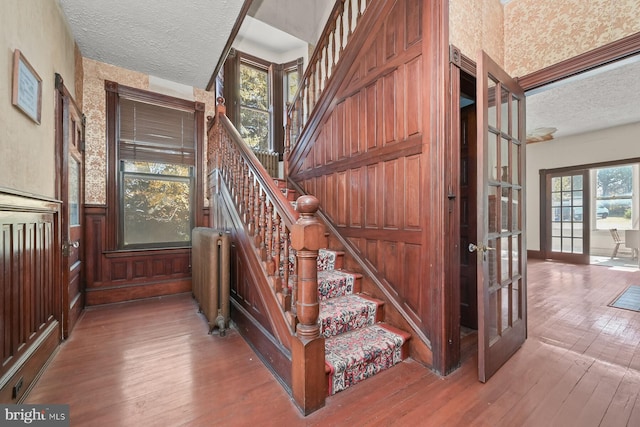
[
  {"xmin": 272, "ymin": 62, "xmax": 285, "ymax": 156},
  {"xmin": 539, "ymin": 170, "xmax": 548, "ymax": 260},
  {"xmin": 206, "ymin": 0, "xmax": 254, "ymax": 91},
  {"xmin": 85, "ymin": 280, "xmax": 191, "ymax": 305},
  {"xmin": 541, "ymin": 157, "xmax": 640, "ymax": 175},
  {"xmin": 292, "ymin": 135, "xmax": 423, "ymax": 180},
  {"xmin": 222, "ymin": 48, "xmax": 238, "ymax": 125},
  {"xmin": 105, "ymin": 84, "xmax": 118, "ymax": 250},
  {"xmin": 445, "ymin": 60, "xmax": 462, "ymax": 374},
  {"xmin": 425, "ymin": 0, "xmax": 451, "ymax": 376},
  {"xmin": 0, "ymin": 190, "xmax": 61, "ymax": 402},
  {"xmin": 449, "ymin": 44, "xmax": 476, "ymax": 78},
  {"xmin": 517, "ymin": 32, "xmax": 640, "ymax": 91},
  {"xmin": 336, "ymin": 227, "xmax": 423, "ymax": 245},
  {"xmin": 0, "ymin": 323, "xmax": 59, "ymax": 403},
  {"xmin": 194, "ymin": 101, "xmax": 206, "ymax": 228},
  {"xmin": 526, "ymin": 249, "xmax": 545, "ymax": 259},
  {"xmin": 0, "ymin": 187, "xmax": 60, "ymax": 210}
]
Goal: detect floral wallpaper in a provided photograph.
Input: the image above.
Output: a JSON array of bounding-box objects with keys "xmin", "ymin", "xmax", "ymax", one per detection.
[
  {"xmin": 450, "ymin": 0, "xmax": 640, "ymax": 77},
  {"xmin": 504, "ymin": 0, "xmax": 640, "ymax": 77},
  {"xmin": 80, "ymin": 58, "xmax": 216, "ymax": 206},
  {"xmin": 449, "ymin": 0, "xmax": 504, "ymax": 68}
]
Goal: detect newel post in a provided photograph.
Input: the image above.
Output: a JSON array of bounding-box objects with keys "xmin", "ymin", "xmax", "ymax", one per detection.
[{"xmin": 290, "ymin": 195, "xmax": 326, "ymax": 414}]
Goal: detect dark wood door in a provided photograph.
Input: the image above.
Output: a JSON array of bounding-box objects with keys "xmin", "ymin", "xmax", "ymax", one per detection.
[
  {"xmin": 475, "ymin": 51, "xmax": 526, "ymax": 382},
  {"xmin": 460, "ymin": 104, "xmax": 478, "ymax": 329},
  {"xmin": 57, "ymin": 78, "xmax": 85, "ymax": 339}
]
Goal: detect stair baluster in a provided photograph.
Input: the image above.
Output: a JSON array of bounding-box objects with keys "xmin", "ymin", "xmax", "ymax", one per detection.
[{"xmin": 285, "ymin": 0, "xmax": 371, "ymax": 157}]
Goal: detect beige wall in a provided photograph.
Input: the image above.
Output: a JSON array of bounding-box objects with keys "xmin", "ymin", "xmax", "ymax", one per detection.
[
  {"xmin": 0, "ymin": 0, "xmax": 76, "ymax": 197},
  {"xmin": 527, "ymin": 122, "xmax": 640, "ymax": 251},
  {"xmin": 82, "ymin": 59, "xmax": 217, "ymax": 205}
]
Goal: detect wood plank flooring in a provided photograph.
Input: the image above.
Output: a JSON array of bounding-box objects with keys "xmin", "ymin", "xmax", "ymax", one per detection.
[{"xmin": 26, "ymin": 260, "xmax": 640, "ymax": 426}]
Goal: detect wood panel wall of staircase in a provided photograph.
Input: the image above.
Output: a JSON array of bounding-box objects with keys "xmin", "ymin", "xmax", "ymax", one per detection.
[
  {"xmin": 207, "ymin": 171, "xmax": 293, "ymax": 389},
  {"xmin": 289, "ymin": 0, "xmax": 430, "ymax": 336},
  {"xmin": 0, "ymin": 190, "xmax": 61, "ymax": 402}
]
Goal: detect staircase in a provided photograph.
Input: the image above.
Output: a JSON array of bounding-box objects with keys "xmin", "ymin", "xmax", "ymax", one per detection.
[
  {"xmin": 315, "ymin": 249, "xmax": 411, "ymax": 395},
  {"xmin": 276, "ymin": 179, "xmax": 411, "ymax": 395},
  {"xmin": 206, "ymin": 0, "xmax": 420, "ymax": 412}
]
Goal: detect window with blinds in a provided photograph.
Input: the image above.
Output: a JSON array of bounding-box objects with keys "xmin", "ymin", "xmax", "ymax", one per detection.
[
  {"xmin": 119, "ymin": 98, "xmax": 195, "ymax": 165},
  {"xmin": 118, "ymin": 97, "xmax": 195, "ymax": 248}
]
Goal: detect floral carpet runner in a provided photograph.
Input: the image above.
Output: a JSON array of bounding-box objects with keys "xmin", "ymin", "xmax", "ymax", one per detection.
[{"xmin": 315, "ymin": 249, "xmax": 410, "ymax": 395}]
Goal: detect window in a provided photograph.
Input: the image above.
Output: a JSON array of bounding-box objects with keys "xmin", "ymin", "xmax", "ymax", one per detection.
[
  {"xmin": 595, "ymin": 165, "xmax": 634, "ymax": 230},
  {"xmin": 239, "ymin": 62, "xmax": 270, "ymax": 150},
  {"xmin": 105, "ymin": 82, "xmax": 204, "ymax": 251},
  {"xmin": 118, "ymin": 98, "xmax": 195, "ymax": 248},
  {"xmin": 223, "ymin": 51, "xmax": 303, "ymax": 157}
]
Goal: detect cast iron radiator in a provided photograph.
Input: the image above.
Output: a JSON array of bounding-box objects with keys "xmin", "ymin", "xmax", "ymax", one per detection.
[
  {"xmin": 253, "ymin": 149, "xmax": 279, "ymax": 178},
  {"xmin": 191, "ymin": 228, "xmax": 231, "ymax": 336}
]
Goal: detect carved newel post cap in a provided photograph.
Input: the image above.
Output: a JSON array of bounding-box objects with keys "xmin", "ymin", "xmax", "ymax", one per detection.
[{"xmin": 296, "ymin": 196, "xmax": 319, "ymax": 216}]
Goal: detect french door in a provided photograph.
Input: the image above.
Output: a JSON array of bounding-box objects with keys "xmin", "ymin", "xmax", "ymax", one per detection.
[
  {"xmin": 475, "ymin": 51, "xmax": 527, "ymax": 382},
  {"xmin": 544, "ymin": 170, "xmax": 590, "ymax": 264}
]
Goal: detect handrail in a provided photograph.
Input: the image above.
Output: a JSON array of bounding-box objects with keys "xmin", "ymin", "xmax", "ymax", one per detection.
[
  {"xmin": 285, "ymin": 0, "xmax": 369, "ymax": 152},
  {"xmin": 208, "ymin": 98, "xmax": 329, "ymax": 336},
  {"xmin": 209, "ymin": 98, "xmax": 327, "ymax": 412}
]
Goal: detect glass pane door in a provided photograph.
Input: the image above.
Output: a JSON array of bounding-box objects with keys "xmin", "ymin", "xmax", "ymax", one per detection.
[{"xmin": 546, "ymin": 170, "xmax": 590, "ymax": 264}]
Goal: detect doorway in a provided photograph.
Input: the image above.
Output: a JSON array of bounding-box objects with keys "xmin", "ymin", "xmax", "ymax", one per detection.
[{"xmin": 448, "ymin": 50, "xmax": 528, "ymax": 382}]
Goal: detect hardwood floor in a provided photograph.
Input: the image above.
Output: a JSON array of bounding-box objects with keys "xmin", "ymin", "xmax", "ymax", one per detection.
[{"xmin": 26, "ymin": 260, "xmax": 640, "ymax": 426}]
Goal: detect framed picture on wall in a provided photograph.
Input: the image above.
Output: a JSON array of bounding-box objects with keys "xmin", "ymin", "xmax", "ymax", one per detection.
[{"xmin": 12, "ymin": 49, "xmax": 42, "ymax": 124}]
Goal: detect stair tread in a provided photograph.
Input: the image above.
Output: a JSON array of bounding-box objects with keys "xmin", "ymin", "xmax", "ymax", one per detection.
[
  {"xmin": 319, "ymin": 294, "xmax": 383, "ymax": 338},
  {"xmin": 317, "ymin": 248, "xmax": 344, "ymax": 271},
  {"xmin": 317, "ymin": 269, "xmax": 361, "ymax": 300},
  {"xmin": 325, "ymin": 323, "xmax": 409, "ymax": 365},
  {"xmin": 324, "ymin": 323, "xmax": 410, "ymax": 395}
]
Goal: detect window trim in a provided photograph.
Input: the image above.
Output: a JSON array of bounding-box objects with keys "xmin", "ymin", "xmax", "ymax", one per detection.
[
  {"xmin": 238, "ymin": 54, "xmax": 272, "ymax": 151},
  {"xmin": 223, "ymin": 50, "xmax": 303, "ymax": 158},
  {"xmin": 104, "ymin": 81, "xmax": 205, "ymax": 251}
]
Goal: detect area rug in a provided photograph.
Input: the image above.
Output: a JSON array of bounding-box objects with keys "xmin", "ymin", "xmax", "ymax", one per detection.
[{"xmin": 609, "ymin": 285, "xmax": 640, "ymax": 312}]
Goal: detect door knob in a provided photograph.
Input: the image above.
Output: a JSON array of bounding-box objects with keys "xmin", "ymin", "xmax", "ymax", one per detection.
[
  {"xmin": 468, "ymin": 243, "xmax": 495, "ymax": 261},
  {"xmin": 62, "ymin": 240, "xmax": 79, "ymax": 256}
]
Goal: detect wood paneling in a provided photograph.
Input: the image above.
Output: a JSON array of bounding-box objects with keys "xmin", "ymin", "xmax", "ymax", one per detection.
[
  {"xmin": 0, "ymin": 190, "xmax": 60, "ymax": 402},
  {"xmin": 84, "ymin": 205, "xmax": 194, "ymax": 305},
  {"xmin": 291, "ymin": 1, "xmax": 427, "ymax": 330},
  {"xmin": 207, "ymin": 174, "xmax": 293, "ymax": 389}
]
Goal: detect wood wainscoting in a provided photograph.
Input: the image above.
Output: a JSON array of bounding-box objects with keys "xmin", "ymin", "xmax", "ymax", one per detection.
[
  {"xmin": 0, "ymin": 189, "xmax": 61, "ymax": 402},
  {"xmin": 84, "ymin": 205, "xmax": 192, "ymax": 305}
]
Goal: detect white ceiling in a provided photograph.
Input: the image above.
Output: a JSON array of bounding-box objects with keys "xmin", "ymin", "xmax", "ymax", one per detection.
[
  {"xmin": 526, "ymin": 56, "xmax": 640, "ymax": 141},
  {"xmin": 58, "ymin": 0, "xmax": 245, "ymax": 89},
  {"xmin": 57, "ymin": 0, "xmax": 639, "ymax": 141}
]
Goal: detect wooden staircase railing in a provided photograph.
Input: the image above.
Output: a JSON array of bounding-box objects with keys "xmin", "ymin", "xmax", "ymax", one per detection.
[
  {"xmin": 208, "ymin": 97, "xmax": 327, "ymax": 414},
  {"xmin": 285, "ymin": 0, "xmax": 370, "ymax": 157}
]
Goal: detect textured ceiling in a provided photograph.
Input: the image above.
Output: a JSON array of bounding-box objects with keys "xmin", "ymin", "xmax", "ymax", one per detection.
[
  {"xmin": 58, "ymin": 0, "xmax": 244, "ymax": 89},
  {"xmin": 58, "ymin": 0, "xmax": 640, "ymax": 138},
  {"xmin": 526, "ymin": 56, "xmax": 640, "ymax": 140}
]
